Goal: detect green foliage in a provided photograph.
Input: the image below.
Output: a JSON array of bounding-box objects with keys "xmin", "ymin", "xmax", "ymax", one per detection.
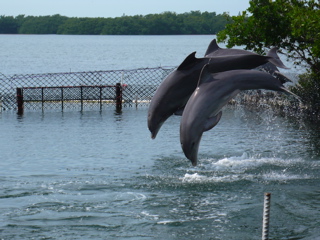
[
  {"xmin": 217, "ymin": 0, "xmax": 320, "ymax": 117},
  {"xmin": 57, "ymin": 17, "xmax": 105, "ymax": 35},
  {"xmin": 0, "ymin": 15, "xmax": 19, "ymax": 33},
  {"xmin": 217, "ymin": 0, "xmax": 320, "ymax": 73},
  {"xmin": 19, "ymin": 14, "xmax": 68, "ymax": 34},
  {"xmin": 0, "ymin": 11, "xmax": 228, "ymax": 35},
  {"xmin": 290, "ymin": 72, "xmax": 320, "ymax": 116}
]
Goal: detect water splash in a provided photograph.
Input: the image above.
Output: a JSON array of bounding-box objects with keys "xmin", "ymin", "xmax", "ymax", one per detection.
[{"xmin": 179, "ymin": 153, "xmax": 316, "ymax": 184}]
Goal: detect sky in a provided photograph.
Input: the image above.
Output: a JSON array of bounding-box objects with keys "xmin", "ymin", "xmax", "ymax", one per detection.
[{"xmin": 1, "ymin": 0, "xmax": 250, "ymax": 18}]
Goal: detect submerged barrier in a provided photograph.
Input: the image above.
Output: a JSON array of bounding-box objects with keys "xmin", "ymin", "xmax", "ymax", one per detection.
[
  {"xmin": 1, "ymin": 68, "xmax": 300, "ymax": 117},
  {"xmin": 0, "ymin": 67, "xmax": 175, "ymax": 112},
  {"xmin": 16, "ymin": 84, "xmax": 123, "ymax": 114}
]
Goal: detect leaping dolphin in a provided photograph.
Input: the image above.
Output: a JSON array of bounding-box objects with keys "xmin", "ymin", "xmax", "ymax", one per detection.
[
  {"xmin": 148, "ymin": 51, "xmax": 289, "ymax": 139},
  {"xmin": 180, "ymin": 65, "xmax": 298, "ymax": 166},
  {"xmin": 204, "ymin": 39, "xmax": 265, "ymax": 57},
  {"xmin": 205, "ymin": 39, "xmax": 291, "ymax": 83}
]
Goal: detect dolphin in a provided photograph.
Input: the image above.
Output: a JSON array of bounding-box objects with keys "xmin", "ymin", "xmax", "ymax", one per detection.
[
  {"xmin": 204, "ymin": 39, "xmax": 262, "ymax": 57},
  {"xmin": 180, "ymin": 65, "xmax": 298, "ymax": 166},
  {"xmin": 205, "ymin": 39, "xmax": 291, "ymax": 83},
  {"xmin": 148, "ymin": 51, "xmax": 289, "ymax": 139}
]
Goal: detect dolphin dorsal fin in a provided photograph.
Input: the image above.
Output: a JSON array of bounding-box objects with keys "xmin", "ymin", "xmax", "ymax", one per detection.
[
  {"xmin": 177, "ymin": 52, "xmax": 200, "ymax": 70},
  {"xmin": 197, "ymin": 64, "xmax": 212, "ymax": 86},
  {"xmin": 204, "ymin": 39, "xmax": 221, "ymax": 56}
]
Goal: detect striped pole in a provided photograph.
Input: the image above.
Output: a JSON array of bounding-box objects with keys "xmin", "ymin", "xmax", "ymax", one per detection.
[{"xmin": 262, "ymin": 192, "xmax": 271, "ymax": 240}]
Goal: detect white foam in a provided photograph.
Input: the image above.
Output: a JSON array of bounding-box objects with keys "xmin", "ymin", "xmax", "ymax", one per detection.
[
  {"xmin": 261, "ymin": 171, "xmax": 311, "ymax": 181},
  {"xmin": 179, "ymin": 153, "xmax": 313, "ymax": 183},
  {"xmin": 115, "ymin": 192, "xmax": 147, "ymax": 201},
  {"xmin": 180, "ymin": 172, "xmax": 247, "ymax": 183},
  {"xmin": 180, "ymin": 173, "xmax": 206, "ymax": 182},
  {"xmin": 141, "ymin": 211, "xmax": 159, "ymax": 220},
  {"xmin": 157, "ymin": 220, "xmax": 177, "ymax": 225},
  {"xmin": 210, "ymin": 153, "xmax": 306, "ymax": 172}
]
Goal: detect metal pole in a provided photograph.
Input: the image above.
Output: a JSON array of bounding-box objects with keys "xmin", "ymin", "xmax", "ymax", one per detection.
[{"xmin": 262, "ymin": 192, "xmax": 271, "ymax": 240}]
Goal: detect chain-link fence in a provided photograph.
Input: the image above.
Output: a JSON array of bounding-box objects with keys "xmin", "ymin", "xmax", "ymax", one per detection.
[{"xmin": 0, "ymin": 67, "xmax": 175, "ymax": 111}]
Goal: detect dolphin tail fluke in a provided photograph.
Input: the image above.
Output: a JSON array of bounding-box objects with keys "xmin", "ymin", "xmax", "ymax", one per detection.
[
  {"xmin": 267, "ymin": 48, "xmax": 290, "ymax": 69},
  {"xmin": 271, "ymin": 71, "xmax": 292, "ymax": 84}
]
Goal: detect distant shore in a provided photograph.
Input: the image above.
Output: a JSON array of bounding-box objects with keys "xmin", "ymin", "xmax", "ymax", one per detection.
[{"xmin": 0, "ymin": 11, "xmax": 228, "ymax": 35}]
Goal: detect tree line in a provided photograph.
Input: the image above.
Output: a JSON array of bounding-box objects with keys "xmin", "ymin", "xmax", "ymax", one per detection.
[{"xmin": 0, "ymin": 11, "xmax": 228, "ymax": 35}]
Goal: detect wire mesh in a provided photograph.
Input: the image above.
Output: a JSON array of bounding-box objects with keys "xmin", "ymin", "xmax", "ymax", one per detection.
[{"xmin": 0, "ymin": 67, "xmax": 175, "ymax": 111}]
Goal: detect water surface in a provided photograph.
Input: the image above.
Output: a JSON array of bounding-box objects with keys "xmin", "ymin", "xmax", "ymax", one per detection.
[
  {"xmin": 1, "ymin": 106, "xmax": 319, "ymax": 239},
  {"xmin": 1, "ymin": 35, "xmax": 217, "ymax": 75},
  {"xmin": 0, "ymin": 35, "xmax": 319, "ymax": 239}
]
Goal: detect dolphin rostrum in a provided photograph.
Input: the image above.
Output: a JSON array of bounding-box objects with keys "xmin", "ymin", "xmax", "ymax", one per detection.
[
  {"xmin": 148, "ymin": 51, "xmax": 289, "ymax": 139},
  {"xmin": 180, "ymin": 65, "xmax": 297, "ymax": 166}
]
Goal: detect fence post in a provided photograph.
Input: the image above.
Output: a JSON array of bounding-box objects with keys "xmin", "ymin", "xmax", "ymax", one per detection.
[
  {"xmin": 116, "ymin": 83, "xmax": 122, "ymax": 110},
  {"xmin": 80, "ymin": 86, "xmax": 83, "ymax": 111},
  {"xmin": 17, "ymin": 88, "xmax": 24, "ymax": 114},
  {"xmin": 41, "ymin": 87, "xmax": 44, "ymax": 110},
  {"xmin": 61, "ymin": 87, "xmax": 64, "ymax": 111},
  {"xmin": 99, "ymin": 86, "xmax": 103, "ymax": 111}
]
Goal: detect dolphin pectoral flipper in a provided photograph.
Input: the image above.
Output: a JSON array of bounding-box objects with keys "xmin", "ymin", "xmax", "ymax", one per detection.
[
  {"xmin": 174, "ymin": 108, "xmax": 184, "ymax": 116},
  {"xmin": 204, "ymin": 111, "xmax": 223, "ymax": 131}
]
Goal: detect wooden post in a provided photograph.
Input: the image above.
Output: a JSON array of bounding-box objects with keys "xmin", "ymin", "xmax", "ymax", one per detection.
[
  {"xmin": 80, "ymin": 86, "xmax": 83, "ymax": 111},
  {"xmin": 41, "ymin": 87, "xmax": 44, "ymax": 110},
  {"xmin": 17, "ymin": 88, "xmax": 24, "ymax": 115},
  {"xmin": 61, "ymin": 87, "xmax": 64, "ymax": 111},
  {"xmin": 115, "ymin": 83, "xmax": 122, "ymax": 111},
  {"xmin": 99, "ymin": 86, "xmax": 103, "ymax": 111}
]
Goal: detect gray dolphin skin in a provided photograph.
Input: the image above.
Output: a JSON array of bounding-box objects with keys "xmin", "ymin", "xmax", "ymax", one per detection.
[
  {"xmin": 180, "ymin": 65, "xmax": 296, "ymax": 166},
  {"xmin": 205, "ymin": 39, "xmax": 291, "ymax": 83},
  {"xmin": 148, "ymin": 48, "xmax": 289, "ymax": 139},
  {"xmin": 204, "ymin": 39, "xmax": 287, "ymax": 68}
]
